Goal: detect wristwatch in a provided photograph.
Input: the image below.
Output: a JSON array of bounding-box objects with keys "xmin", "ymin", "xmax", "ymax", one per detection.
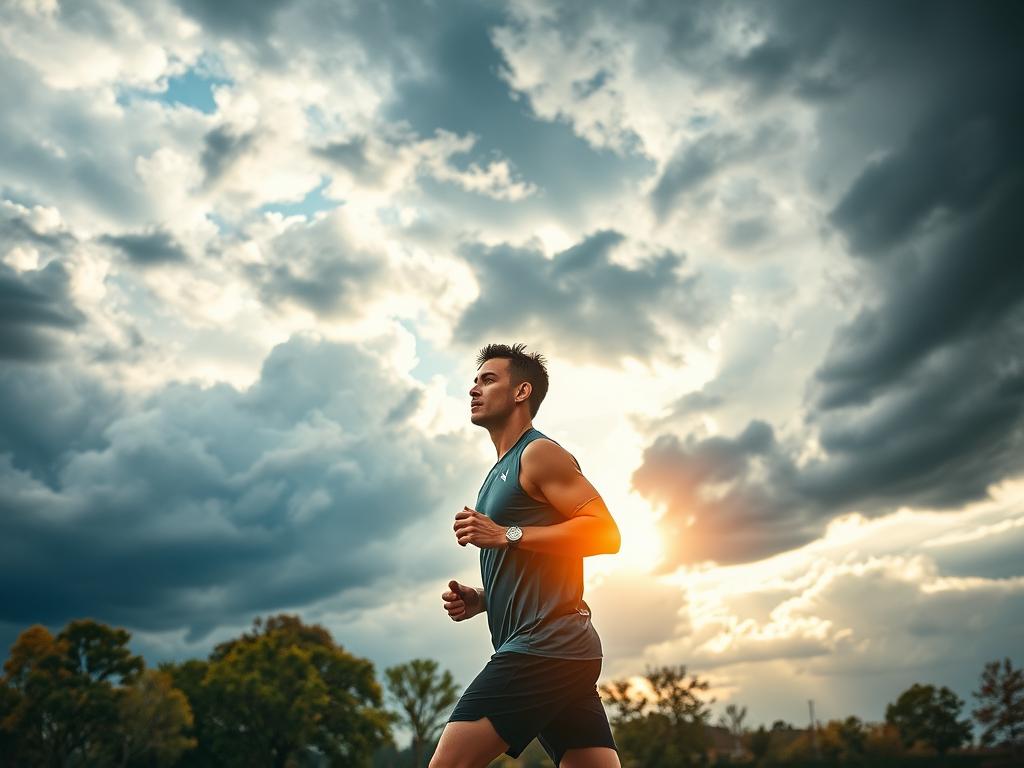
[{"xmin": 505, "ymin": 525, "xmax": 523, "ymax": 550}]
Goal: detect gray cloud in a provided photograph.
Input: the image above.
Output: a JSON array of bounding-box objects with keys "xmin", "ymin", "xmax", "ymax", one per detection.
[
  {"xmin": 649, "ymin": 134, "xmax": 724, "ymax": 220},
  {"xmin": 637, "ymin": 0, "xmax": 930, "ymax": 103},
  {"xmin": 801, "ymin": 313, "xmax": 1024, "ymax": 510},
  {"xmin": 176, "ymin": 0, "xmax": 294, "ymax": 39},
  {"xmin": 816, "ymin": 143, "xmax": 1023, "ymax": 411},
  {"xmin": 799, "ymin": 0, "xmax": 1024, "ymax": 529},
  {"xmin": 927, "ymin": 521, "xmax": 1024, "ymax": 582},
  {"xmin": 453, "ymin": 230, "xmax": 714, "ymax": 366},
  {"xmin": 634, "ymin": 308, "xmax": 1024, "ymax": 568},
  {"xmin": 632, "ymin": 421, "xmax": 813, "ymax": 568},
  {"xmin": 200, "ymin": 125, "xmax": 256, "ymax": 185},
  {"xmin": 650, "ymin": 122, "xmax": 796, "ymax": 223},
  {"xmin": 0, "ymin": 260, "xmax": 87, "ymax": 363},
  {"xmin": 313, "ymin": 137, "xmax": 373, "ymax": 180},
  {"xmin": 0, "ymin": 206, "xmax": 74, "ymax": 253},
  {"xmin": 0, "ymin": 335, "xmax": 478, "ymax": 640},
  {"xmin": 242, "ymin": 214, "xmax": 386, "ymax": 319},
  {"xmin": 381, "ymin": 0, "xmax": 651, "ymax": 226},
  {"xmin": 628, "ymin": 1, "xmax": 1024, "ymax": 569},
  {"xmin": 0, "ymin": 52, "xmax": 153, "ymax": 227},
  {"xmin": 99, "ymin": 230, "xmax": 189, "ymax": 266},
  {"xmin": 829, "ymin": 117, "xmax": 1014, "ymax": 261},
  {"xmin": 723, "ymin": 216, "xmax": 771, "ymax": 250}
]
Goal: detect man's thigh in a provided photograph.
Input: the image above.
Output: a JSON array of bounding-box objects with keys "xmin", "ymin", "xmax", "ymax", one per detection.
[
  {"xmin": 537, "ymin": 682, "xmax": 617, "ymax": 766},
  {"xmin": 429, "ymin": 717, "xmax": 509, "ymax": 768}
]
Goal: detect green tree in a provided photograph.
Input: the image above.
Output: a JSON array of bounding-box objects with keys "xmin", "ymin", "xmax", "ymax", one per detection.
[
  {"xmin": 182, "ymin": 614, "xmax": 393, "ymax": 767},
  {"xmin": 972, "ymin": 657, "xmax": 1024, "ymax": 750},
  {"xmin": 117, "ymin": 668, "xmax": 195, "ymax": 767},
  {"xmin": 1, "ymin": 620, "xmax": 144, "ymax": 767},
  {"xmin": 884, "ymin": 682, "xmax": 972, "ymax": 754},
  {"xmin": 600, "ymin": 664, "xmax": 714, "ymax": 767},
  {"xmin": 384, "ymin": 659, "xmax": 459, "ymax": 768},
  {"xmin": 161, "ymin": 659, "xmax": 218, "ymax": 767}
]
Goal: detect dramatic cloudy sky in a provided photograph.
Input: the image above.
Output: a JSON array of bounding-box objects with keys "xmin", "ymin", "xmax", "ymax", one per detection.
[{"xmin": 2, "ymin": 0, "xmax": 1022, "ymax": 739}]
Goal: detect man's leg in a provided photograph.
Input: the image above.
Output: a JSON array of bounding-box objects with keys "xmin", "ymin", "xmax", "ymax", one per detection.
[
  {"xmin": 536, "ymin": 661, "xmax": 618, "ymax": 768},
  {"xmin": 560, "ymin": 746, "xmax": 621, "ymax": 768},
  {"xmin": 428, "ymin": 717, "xmax": 510, "ymax": 768}
]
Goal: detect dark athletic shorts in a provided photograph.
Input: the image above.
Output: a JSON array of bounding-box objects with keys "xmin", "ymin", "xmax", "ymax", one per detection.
[{"xmin": 447, "ymin": 651, "xmax": 617, "ymax": 765}]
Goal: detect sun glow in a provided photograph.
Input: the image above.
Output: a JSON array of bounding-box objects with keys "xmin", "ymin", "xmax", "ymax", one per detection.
[
  {"xmin": 589, "ymin": 493, "xmax": 665, "ymax": 578},
  {"xmin": 618, "ymin": 505, "xmax": 665, "ymax": 572}
]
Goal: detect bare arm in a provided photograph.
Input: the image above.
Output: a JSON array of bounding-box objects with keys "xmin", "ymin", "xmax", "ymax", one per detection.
[
  {"xmin": 452, "ymin": 440, "xmax": 621, "ymax": 558},
  {"xmin": 516, "ymin": 440, "xmax": 620, "ymax": 557},
  {"xmin": 515, "ymin": 496, "xmax": 619, "ymax": 557}
]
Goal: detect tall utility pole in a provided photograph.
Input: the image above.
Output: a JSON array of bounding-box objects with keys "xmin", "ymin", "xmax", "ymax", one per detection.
[{"xmin": 808, "ymin": 699, "xmax": 820, "ymax": 759}]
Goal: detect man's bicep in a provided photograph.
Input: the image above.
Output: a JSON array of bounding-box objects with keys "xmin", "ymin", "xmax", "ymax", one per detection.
[
  {"xmin": 524, "ymin": 440, "xmax": 604, "ymax": 519},
  {"xmin": 538, "ymin": 459, "xmax": 607, "ymax": 521}
]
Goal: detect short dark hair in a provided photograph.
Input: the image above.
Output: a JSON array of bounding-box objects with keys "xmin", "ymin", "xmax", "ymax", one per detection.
[{"xmin": 476, "ymin": 342, "xmax": 549, "ymax": 418}]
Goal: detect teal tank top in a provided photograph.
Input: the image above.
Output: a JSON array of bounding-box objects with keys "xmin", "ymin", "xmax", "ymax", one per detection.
[{"xmin": 475, "ymin": 427, "xmax": 603, "ymax": 659}]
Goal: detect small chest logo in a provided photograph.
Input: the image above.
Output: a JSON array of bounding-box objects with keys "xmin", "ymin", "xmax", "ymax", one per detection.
[{"xmin": 500, "ymin": 470, "xmax": 507, "ymax": 482}]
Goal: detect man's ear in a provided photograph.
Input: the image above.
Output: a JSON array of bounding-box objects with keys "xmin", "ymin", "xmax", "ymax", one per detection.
[{"xmin": 515, "ymin": 381, "xmax": 532, "ymax": 403}]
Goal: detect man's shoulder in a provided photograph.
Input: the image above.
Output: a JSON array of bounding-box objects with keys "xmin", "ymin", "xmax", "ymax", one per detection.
[
  {"xmin": 521, "ymin": 435, "xmax": 581, "ymax": 479},
  {"xmin": 522, "ymin": 434, "xmax": 563, "ymax": 461}
]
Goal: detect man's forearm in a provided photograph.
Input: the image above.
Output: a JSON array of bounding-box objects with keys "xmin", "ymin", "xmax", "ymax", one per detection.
[{"xmin": 517, "ymin": 515, "xmax": 620, "ymax": 558}]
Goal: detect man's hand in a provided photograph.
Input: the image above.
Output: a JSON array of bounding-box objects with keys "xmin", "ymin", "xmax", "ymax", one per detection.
[
  {"xmin": 442, "ymin": 580, "xmax": 484, "ymax": 621},
  {"xmin": 453, "ymin": 507, "xmax": 506, "ymax": 549}
]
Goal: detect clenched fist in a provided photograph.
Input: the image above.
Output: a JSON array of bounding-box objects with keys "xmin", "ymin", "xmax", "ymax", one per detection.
[
  {"xmin": 453, "ymin": 507, "xmax": 506, "ymax": 549},
  {"xmin": 442, "ymin": 579, "xmax": 484, "ymax": 622}
]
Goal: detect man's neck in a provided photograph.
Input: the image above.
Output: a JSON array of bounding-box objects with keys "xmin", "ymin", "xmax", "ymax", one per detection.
[{"xmin": 489, "ymin": 418, "xmax": 533, "ymax": 460}]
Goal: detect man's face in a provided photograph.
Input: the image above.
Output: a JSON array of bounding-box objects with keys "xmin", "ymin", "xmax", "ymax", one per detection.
[{"xmin": 469, "ymin": 358, "xmax": 520, "ymax": 425}]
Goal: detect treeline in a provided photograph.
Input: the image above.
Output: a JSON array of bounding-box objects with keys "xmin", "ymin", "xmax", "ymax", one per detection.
[
  {"xmin": 1, "ymin": 614, "xmax": 1021, "ymax": 767},
  {"xmin": 586, "ymin": 661, "xmax": 1023, "ymax": 768}
]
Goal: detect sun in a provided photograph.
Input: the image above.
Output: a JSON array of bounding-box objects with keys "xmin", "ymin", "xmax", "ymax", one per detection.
[{"xmin": 590, "ymin": 494, "xmax": 666, "ymax": 576}]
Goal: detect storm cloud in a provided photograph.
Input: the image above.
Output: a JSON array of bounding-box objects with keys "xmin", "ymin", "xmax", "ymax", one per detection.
[
  {"xmin": 241, "ymin": 214, "xmax": 387, "ymax": 319},
  {"xmin": 0, "ymin": 336, "xmax": 478, "ymax": 642},
  {"xmin": 627, "ymin": 0, "xmax": 1024, "ymax": 569},
  {"xmin": 0, "ymin": 260, "xmax": 86, "ymax": 362},
  {"xmin": 454, "ymin": 230, "xmax": 714, "ymax": 366},
  {"xmin": 100, "ymin": 230, "xmax": 189, "ymax": 266}
]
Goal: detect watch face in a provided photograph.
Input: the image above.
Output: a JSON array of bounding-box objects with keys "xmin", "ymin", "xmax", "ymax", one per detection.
[{"xmin": 507, "ymin": 525, "xmax": 523, "ymax": 541}]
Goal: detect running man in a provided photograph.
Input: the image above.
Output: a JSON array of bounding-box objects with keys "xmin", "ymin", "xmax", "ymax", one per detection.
[{"xmin": 430, "ymin": 343, "xmax": 622, "ymax": 768}]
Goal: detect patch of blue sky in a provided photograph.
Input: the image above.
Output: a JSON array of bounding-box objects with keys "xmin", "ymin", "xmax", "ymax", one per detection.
[
  {"xmin": 161, "ymin": 67, "xmax": 231, "ymax": 114},
  {"xmin": 205, "ymin": 211, "xmax": 234, "ymax": 236},
  {"xmin": 259, "ymin": 177, "xmax": 343, "ymax": 220},
  {"xmin": 397, "ymin": 318, "xmax": 468, "ymax": 395},
  {"xmin": 117, "ymin": 64, "xmax": 231, "ymax": 115}
]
